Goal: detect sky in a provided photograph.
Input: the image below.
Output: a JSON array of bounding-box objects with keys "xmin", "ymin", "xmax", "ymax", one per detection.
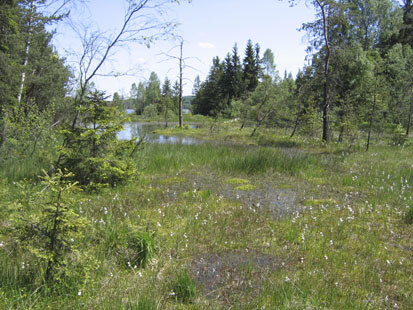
[{"xmin": 52, "ymin": 0, "xmax": 317, "ymax": 97}]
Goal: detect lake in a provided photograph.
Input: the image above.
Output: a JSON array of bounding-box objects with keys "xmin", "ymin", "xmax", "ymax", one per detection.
[{"xmin": 117, "ymin": 122, "xmax": 204, "ymax": 145}]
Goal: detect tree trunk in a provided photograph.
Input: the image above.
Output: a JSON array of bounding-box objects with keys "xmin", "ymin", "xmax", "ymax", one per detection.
[
  {"xmin": 250, "ymin": 119, "xmax": 261, "ymax": 137},
  {"xmin": 0, "ymin": 108, "xmax": 6, "ymax": 147},
  {"xmin": 366, "ymin": 73, "xmax": 378, "ymax": 152},
  {"xmin": 338, "ymin": 111, "xmax": 344, "ymax": 143},
  {"xmin": 178, "ymin": 41, "xmax": 183, "ymax": 128},
  {"xmin": 46, "ymin": 191, "xmax": 62, "ymax": 281},
  {"xmin": 17, "ymin": 0, "xmax": 35, "ymax": 104},
  {"xmin": 290, "ymin": 111, "xmax": 301, "ymax": 138},
  {"xmin": 317, "ymin": 0, "xmax": 331, "ymax": 143},
  {"xmin": 406, "ymin": 94, "xmax": 413, "ymax": 138}
]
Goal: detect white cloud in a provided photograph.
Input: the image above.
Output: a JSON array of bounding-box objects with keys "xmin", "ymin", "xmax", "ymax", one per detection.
[{"xmin": 199, "ymin": 42, "xmax": 215, "ymax": 49}]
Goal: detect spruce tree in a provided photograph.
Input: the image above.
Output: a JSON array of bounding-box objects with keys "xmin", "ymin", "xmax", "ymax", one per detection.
[
  {"xmin": 59, "ymin": 90, "xmax": 135, "ymax": 189},
  {"xmin": 192, "ymin": 57, "xmax": 225, "ymax": 116},
  {"xmin": 243, "ymin": 40, "xmax": 259, "ymax": 93},
  {"xmin": 161, "ymin": 77, "xmax": 173, "ymax": 127},
  {"xmin": 231, "ymin": 43, "xmax": 243, "ymax": 98}
]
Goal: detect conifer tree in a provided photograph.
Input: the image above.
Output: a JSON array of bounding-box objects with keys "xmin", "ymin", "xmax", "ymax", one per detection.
[
  {"xmin": 243, "ymin": 40, "xmax": 259, "ymax": 93},
  {"xmin": 161, "ymin": 77, "xmax": 173, "ymax": 127},
  {"xmin": 192, "ymin": 57, "xmax": 225, "ymax": 116},
  {"xmin": 192, "ymin": 75, "xmax": 201, "ymax": 96},
  {"xmin": 231, "ymin": 43, "xmax": 243, "ymax": 98}
]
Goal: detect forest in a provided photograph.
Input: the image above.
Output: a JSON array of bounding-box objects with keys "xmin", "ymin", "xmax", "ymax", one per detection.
[{"xmin": 0, "ymin": 0, "xmax": 412, "ymax": 309}]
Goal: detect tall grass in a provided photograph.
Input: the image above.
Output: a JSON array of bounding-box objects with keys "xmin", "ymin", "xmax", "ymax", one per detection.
[{"xmin": 137, "ymin": 143, "xmax": 321, "ymax": 176}]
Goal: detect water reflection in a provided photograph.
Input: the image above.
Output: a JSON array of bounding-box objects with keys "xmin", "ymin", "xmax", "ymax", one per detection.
[{"xmin": 117, "ymin": 122, "xmax": 203, "ymax": 145}]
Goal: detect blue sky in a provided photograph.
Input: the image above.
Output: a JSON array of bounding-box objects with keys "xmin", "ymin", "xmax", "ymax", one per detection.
[{"xmin": 53, "ymin": 0, "xmax": 316, "ymax": 97}]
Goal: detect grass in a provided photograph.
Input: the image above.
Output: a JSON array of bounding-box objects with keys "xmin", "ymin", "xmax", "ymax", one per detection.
[
  {"xmin": 137, "ymin": 143, "xmax": 322, "ymax": 178},
  {"xmin": 0, "ymin": 123, "xmax": 412, "ymax": 309},
  {"xmin": 169, "ymin": 270, "xmax": 197, "ymax": 304}
]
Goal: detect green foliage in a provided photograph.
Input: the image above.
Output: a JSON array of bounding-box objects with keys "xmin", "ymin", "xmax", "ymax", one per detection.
[
  {"xmin": 243, "ymin": 39, "xmax": 260, "ymax": 93},
  {"xmin": 142, "ymin": 104, "xmax": 158, "ymax": 119},
  {"xmin": 297, "ymin": 107, "xmax": 321, "ymax": 137},
  {"xmin": 8, "ymin": 169, "xmax": 90, "ymax": 283},
  {"xmin": 0, "ymin": 104, "xmax": 58, "ymax": 180},
  {"xmin": 170, "ymin": 270, "xmax": 197, "ymax": 303},
  {"xmin": 60, "ymin": 90, "xmax": 136, "ymax": 189},
  {"xmin": 230, "ymin": 98, "xmax": 243, "ymax": 119},
  {"xmin": 393, "ymin": 123, "xmax": 407, "ymax": 145}
]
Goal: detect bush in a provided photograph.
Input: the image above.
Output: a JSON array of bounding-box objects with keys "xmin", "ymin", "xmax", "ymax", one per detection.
[
  {"xmin": 298, "ymin": 107, "xmax": 321, "ymax": 137},
  {"xmin": 393, "ymin": 124, "xmax": 407, "ymax": 146},
  {"xmin": 142, "ymin": 104, "xmax": 158, "ymax": 119},
  {"xmin": 8, "ymin": 169, "xmax": 90, "ymax": 283},
  {"xmin": 59, "ymin": 90, "xmax": 136, "ymax": 189}
]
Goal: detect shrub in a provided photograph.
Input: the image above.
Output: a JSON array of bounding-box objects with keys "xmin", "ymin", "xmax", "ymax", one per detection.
[
  {"xmin": 298, "ymin": 107, "xmax": 321, "ymax": 137},
  {"xmin": 8, "ymin": 169, "xmax": 90, "ymax": 283},
  {"xmin": 142, "ymin": 104, "xmax": 158, "ymax": 119},
  {"xmin": 59, "ymin": 90, "xmax": 136, "ymax": 189},
  {"xmin": 393, "ymin": 124, "xmax": 407, "ymax": 146}
]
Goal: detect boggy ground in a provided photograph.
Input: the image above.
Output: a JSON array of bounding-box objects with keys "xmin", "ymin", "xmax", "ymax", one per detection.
[
  {"xmin": 1, "ymin": 133, "xmax": 413, "ymax": 309},
  {"xmin": 150, "ymin": 168, "xmax": 302, "ymax": 305}
]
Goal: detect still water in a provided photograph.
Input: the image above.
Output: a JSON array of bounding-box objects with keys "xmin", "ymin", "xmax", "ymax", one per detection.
[{"xmin": 117, "ymin": 122, "xmax": 203, "ymax": 145}]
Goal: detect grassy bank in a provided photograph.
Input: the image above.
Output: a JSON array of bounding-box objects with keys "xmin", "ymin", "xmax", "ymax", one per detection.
[{"xmin": 0, "ymin": 133, "xmax": 412, "ymax": 309}]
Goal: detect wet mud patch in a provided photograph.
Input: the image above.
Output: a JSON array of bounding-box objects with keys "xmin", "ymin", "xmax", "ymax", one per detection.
[
  {"xmin": 190, "ymin": 250, "xmax": 281, "ymax": 304},
  {"xmin": 192, "ymin": 173, "xmax": 301, "ymax": 218},
  {"xmin": 151, "ymin": 171, "xmax": 301, "ymax": 218}
]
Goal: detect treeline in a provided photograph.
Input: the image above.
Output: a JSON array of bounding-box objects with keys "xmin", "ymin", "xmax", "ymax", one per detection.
[
  {"xmin": 193, "ymin": 0, "xmax": 413, "ymax": 147},
  {"xmin": 115, "ymin": 72, "xmax": 192, "ymax": 122},
  {"xmin": 192, "ymin": 40, "xmax": 272, "ymax": 117},
  {"xmin": 0, "ymin": 0, "xmax": 71, "ymax": 146}
]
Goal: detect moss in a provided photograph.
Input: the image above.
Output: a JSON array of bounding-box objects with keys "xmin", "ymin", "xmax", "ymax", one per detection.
[
  {"xmin": 235, "ymin": 184, "xmax": 257, "ymax": 191},
  {"xmin": 226, "ymin": 178, "xmax": 250, "ymax": 185},
  {"xmin": 306, "ymin": 177, "xmax": 327, "ymax": 185},
  {"xmin": 159, "ymin": 177, "xmax": 186, "ymax": 185},
  {"xmin": 302, "ymin": 198, "xmax": 337, "ymax": 206},
  {"xmin": 276, "ymin": 184, "xmax": 292, "ymax": 189}
]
